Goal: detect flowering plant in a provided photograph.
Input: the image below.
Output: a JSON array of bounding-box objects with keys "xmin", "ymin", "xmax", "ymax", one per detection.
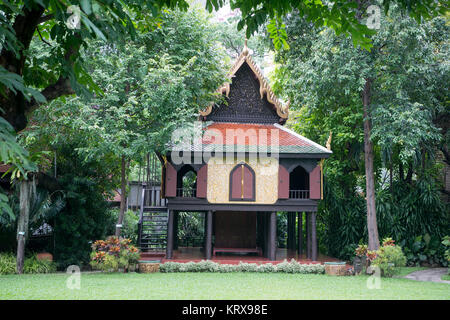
[
  {"xmin": 355, "ymin": 244, "xmax": 368, "ymax": 257},
  {"xmin": 90, "ymin": 236, "xmax": 140, "ymax": 272},
  {"xmin": 366, "ymin": 250, "xmax": 378, "ymax": 261},
  {"xmin": 382, "ymin": 237, "xmax": 395, "ymax": 247}
]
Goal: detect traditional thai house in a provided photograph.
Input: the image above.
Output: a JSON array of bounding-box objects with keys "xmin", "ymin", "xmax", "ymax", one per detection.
[{"xmin": 138, "ymin": 44, "xmax": 331, "ymax": 262}]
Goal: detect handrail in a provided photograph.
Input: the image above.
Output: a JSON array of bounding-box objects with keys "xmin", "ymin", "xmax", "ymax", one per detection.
[
  {"xmin": 289, "ymin": 189, "xmax": 310, "ymax": 199},
  {"xmin": 176, "ymin": 187, "xmax": 197, "ymax": 198}
]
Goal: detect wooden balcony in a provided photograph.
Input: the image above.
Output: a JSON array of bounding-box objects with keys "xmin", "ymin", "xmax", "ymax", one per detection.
[
  {"xmin": 176, "ymin": 187, "xmax": 197, "ymax": 198},
  {"xmin": 289, "ymin": 190, "xmax": 310, "ymax": 199}
]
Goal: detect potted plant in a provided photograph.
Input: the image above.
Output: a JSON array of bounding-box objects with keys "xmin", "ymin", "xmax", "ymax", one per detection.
[{"xmin": 353, "ymin": 244, "xmax": 368, "ymax": 275}]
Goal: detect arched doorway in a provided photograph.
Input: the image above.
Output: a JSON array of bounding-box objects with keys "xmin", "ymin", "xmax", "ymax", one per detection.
[
  {"xmin": 177, "ymin": 165, "xmax": 197, "ymax": 197},
  {"xmin": 289, "ymin": 166, "xmax": 310, "ymax": 199}
]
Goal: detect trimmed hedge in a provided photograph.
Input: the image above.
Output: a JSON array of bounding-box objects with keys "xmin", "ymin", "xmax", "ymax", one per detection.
[{"xmin": 159, "ymin": 259, "xmax": 325, "ymax": 274}]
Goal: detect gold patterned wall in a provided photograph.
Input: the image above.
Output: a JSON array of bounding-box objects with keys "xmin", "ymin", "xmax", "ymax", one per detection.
[{"xmin": 206, "ymin": 157, "xmax": 278, "ymax": 204}]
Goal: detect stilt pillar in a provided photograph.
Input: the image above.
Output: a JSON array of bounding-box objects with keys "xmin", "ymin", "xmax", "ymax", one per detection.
[
  {"xmin": 287, "ymin": 212, "xmax": 296, "ymax": 251},
  {"xmin": 306, "ymin": 212, "xmax": 311, "ymax": 259},
  {"xmin": 205, "ymin": 210, "xmax": 213, "ymax": 260},
  {"xmin": 166, "ymin": 210, "xmax": 174, "ymax": 259},
  {"xmin": 297, "ymin": 212, "xmax": 303, "ymax": 256},
  {"xmin": 173, "ymin": 211, "xmax": 179, "ymax": 250},
  {"xmin": 268, "ymin": 212, "xmax": 277, "ymax": 261},
  {"xmin": 311, "ymin": 212, "xmax": 318, "ymax": 261}
]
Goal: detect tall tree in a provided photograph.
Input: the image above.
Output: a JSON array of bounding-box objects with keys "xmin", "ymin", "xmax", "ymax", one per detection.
[
  {"xmin": 273, "ymin": 5, "xmax": 448, "ymax": 251},
  {"xmin": 24, "ymin": 7, "xmax": 228, "ymax": 237}
]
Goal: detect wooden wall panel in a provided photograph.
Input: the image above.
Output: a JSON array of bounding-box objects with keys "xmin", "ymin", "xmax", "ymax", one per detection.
[
  {"xmin": 196, "ymin": 165, "xmax": 208, "ymax": 198},
  {"xmin": 278, "ymin": 164, "xmax": 289, "ymax": 199},
  {"xmin": 309, "ymin": 165, "xmax": 321, "ymax": 199},
  {"xmin": 165, "ymin": 162, "xmax": 177, "ymax": 197}
]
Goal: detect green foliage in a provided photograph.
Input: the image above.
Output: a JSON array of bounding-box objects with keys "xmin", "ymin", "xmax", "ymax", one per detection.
[
  {"xmin": 177, "ymin": 212, "xmax": 204, "ymax": 246},
  {"xmin": 402, "ymin": 234, "xmax": 449, "ymax": 267},
  {"xmin": 108, "ymin": 210, "xmax": 139, "ymax": 245},
  {"xmin": 159, "ymin": 259, "xmax": 325, "ymax": 274},
  {"xmin": 0, "ymin": 253, "xmax": 56, "ymax": 275},
  {"xmin": 89, "ymin": 237, "xmax": 140, "ymax": 272},
  {"xmin": 50, "ymin": 143, "xmax": 115, "ymax": 269},
  {"xmin": 23, "ymin": 255, "xmax": 57, "ymax": 274},
  {"xmin": 0, "ymin": 253, "xmax": 16, "ymax": 275},
  {"xmin": 0, "ymin": 0, "xmax": 190, "ymax": 102},
  {"xmin": 273, "ymin": 7, "xmax": 449, "ymax": 265},
  {"xmin": 371, "ymin": 239, "xmax": 407, "ymax": 277},
  {"xmin": 442, "ymin": 236, "xmax": 450, "ymax": 263}
]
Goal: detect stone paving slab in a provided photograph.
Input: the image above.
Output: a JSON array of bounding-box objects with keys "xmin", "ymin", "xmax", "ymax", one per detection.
[{"xmin": 405, "ymin": 268, "xmax": 450, "ymax": 284}]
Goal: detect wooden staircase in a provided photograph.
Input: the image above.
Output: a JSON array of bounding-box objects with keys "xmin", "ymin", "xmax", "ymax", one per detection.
[{"xmin": 137, "ymin": 186, "xmax": 168, "ymax": 253}]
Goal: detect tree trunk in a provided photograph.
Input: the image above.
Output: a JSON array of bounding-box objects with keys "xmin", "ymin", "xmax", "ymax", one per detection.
[
  {"xmin": 115, "ymin": 155, "xmax": 128, "ymax": 237},
  {"xmin": 16, "ymin": 179, "xmax": 33, "ymax": 274},
  {"xmin": 362, "ymin": 78, "xmax": 379, "ymax": 251}
]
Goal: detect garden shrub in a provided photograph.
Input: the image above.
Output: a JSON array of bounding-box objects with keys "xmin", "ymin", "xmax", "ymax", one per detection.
[
  {"xmin": 24, "ymin": 255, "xmax": 57, "ymax": 274},
  {"xmin": 0, "ymin": 253, "xmax": 56, "ymax": 274},
  {"xmin": 371, "ymin": 238, "xmax": 406, "ymax": 277},
  {"xmin": 0, "ymin": 253, "xmax": 16, "ymax": 275},
  {"xmin": 90, "ymin": 236, "xmax": 140, "ymax": 272},
  {"xmin": 159, "ymin": 259, "xmax": 325, "ymax": 274}
]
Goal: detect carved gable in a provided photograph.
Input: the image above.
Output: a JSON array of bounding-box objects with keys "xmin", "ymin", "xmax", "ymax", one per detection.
[
  {"xmin": 200, "ymin": 45, "xmax": 288, "ymax": 124},
  {"xmin": 206, "ymin": 62, "xmax": 280, "ymax": 124}
]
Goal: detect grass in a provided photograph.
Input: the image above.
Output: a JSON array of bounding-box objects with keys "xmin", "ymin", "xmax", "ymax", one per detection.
[
  {"xmin": 442, "ymin": 274, "xmax": 450, "ymax": 281},
  {"xmin": 0, "ymin": 272, "xmax": 449, "ymax": 300},
  {"xmin": 393, "ymin": 267, "xmax": 428, "ymax": 278}
]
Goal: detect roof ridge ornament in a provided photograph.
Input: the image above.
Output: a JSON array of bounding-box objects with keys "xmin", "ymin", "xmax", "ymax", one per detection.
[{"xmin": 242, "ymin": 38, "xmax": 249, "ymax": 56}]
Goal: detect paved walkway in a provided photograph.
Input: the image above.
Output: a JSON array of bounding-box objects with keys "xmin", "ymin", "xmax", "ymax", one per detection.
[{"xmin": 404, "ymin": 268, "xmax": 450, "ymax": 284}]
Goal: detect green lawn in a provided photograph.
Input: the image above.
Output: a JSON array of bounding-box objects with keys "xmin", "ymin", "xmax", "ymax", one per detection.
[
  {"xmin": 393, "ymin": 267, "xmax": 428, "ymax": 278},
  {"xmin": 0, "ymin": 271, "xmax": 449, "ymax": 300}
]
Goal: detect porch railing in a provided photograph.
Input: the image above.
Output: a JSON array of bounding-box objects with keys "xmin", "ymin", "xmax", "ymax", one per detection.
[
  {"xmin": 142, "ymin": 186, "xmax": 167, "ymax": 207},
  {"xmin": 176, "ymin": 188, "xmax": 197, "ymax": 198},
  {"xmin": 289, "ymin": 190, "xmax": 310, "ymax": 199}
]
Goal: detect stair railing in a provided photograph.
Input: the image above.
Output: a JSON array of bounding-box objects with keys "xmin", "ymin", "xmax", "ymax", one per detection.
[{"xmin": 137, "ymin": 183, "xmax": 147, "ymax": 247}]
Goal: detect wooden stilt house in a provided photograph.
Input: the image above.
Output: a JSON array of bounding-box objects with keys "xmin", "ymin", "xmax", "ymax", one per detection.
[{"xmin": 138, "ymin": 44, "xmax": 331, "ymax": 262}]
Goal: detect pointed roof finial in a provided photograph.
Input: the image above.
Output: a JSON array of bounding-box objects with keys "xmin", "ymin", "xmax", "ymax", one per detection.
[{"xmin": 243, "ymin": 38, "xmax": 249, "ymax": 56}]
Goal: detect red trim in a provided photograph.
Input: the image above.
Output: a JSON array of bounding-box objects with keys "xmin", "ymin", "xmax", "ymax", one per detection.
[
  {"xmin": 165, "ymin": 162, "xmax": 177, "ymax": 197},
  {"xmin": 309, "ymin": 165, "xmax": 321, "ymax": 199},
  {"xmin": 196, "ymin": 164, "xmax": 207, "ymax": 198},
  {"xmin": 278, "ymin": 164, "xmax": 289, "ymax": 199}
]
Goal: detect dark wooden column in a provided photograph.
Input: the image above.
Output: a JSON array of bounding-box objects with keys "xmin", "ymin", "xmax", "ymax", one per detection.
[
  {"xmin": 311, "ymin": 212, "xmax": 318, "ymax": 261},
  {"xmin": 173, "ymin": 211, "xmax": 179, "ymax": 250},
  {"xmin": 268, "ymin": 212, "xmax": 277, "ymax": 261},
  {"xmin": 205, "ymin": 210, "xmax": 213, "ymax": 260},
  {"xmin": 287, "ymin": 212, "xmax": 296, "ymax": 251},
  {"xmin": 297, "ymin": 212, "xmax": 303, "ymax": 256},
  {"xmin": 305, "ymin": 212, "xmax": 311, "ymax": 259},
  {"xmin": 166, "ymin": 210, "xmax": 174, "ymax": 259},
  {"xmin": 263, "ymin": 212, "xmax": 268, "ymax": 258}
]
